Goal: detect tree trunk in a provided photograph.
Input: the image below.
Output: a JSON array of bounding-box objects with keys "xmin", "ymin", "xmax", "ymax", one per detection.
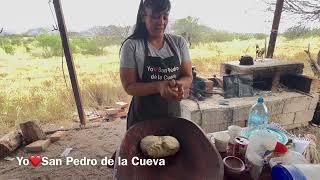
[
  {"xmin": 0, "ymin": 132, "xmax": 22, "ymax": 158},
  {"xmin": 267, "ymin": 0, "xmax": 284, "ymax": 58},
  {"xmin": 20, "ymin": 121, "xmax": 46, "ymax": 144}
]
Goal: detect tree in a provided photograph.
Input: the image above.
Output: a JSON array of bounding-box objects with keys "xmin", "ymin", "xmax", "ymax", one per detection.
[
  {"xmin": 172, "ymin": 16, "xmax": 203, "ymax": 44},
  {"xmin": 266, "ymin": 0, "xmax": 320, "ymax": 23},
  {"xmin": 35, "ymin": 33, "xmax": 62, "ymax": 58},
  {"xmin": 283, "ymin": 25, "xmax": 311, "ymax": 39}
]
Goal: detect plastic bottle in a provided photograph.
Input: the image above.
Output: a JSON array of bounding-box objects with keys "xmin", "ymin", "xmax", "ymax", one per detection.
[{"xmin": 248, "ymin": 97, "xmax": 268, "ymax": 130}]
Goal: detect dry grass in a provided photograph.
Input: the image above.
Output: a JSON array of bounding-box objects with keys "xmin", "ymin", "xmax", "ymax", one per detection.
[
  {"xmin": 289, "ymin": 125, "xmax": 320, "ymax": 153},
  {"xmin": 0, "ymin": 36, "xmax": 319, "ymax": 133}
]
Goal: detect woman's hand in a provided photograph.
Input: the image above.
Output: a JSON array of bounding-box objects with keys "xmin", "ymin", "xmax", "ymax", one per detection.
[
  {"xmin": 169, "ymin": 80, "xmax": 184, "ymax": 101},
  {"xmin": 158, "ymin": 80, "xmax": 183, "ymax": 101},
  {"xmin": 158, "ymin": 80, "xmax": 184, "ymax": 101}
]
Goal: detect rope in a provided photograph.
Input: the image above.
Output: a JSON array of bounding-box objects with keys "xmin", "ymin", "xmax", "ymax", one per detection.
[
  {"xmin": 48, "ymin": 0, "xmax": 69, "ymax": 92},
  {"xmin": 48, "ymin": 0, "xmax": 59, "ymax": 31},
  {"xmin": 61, "ymin": 50, "xmax": 70, "ymax": 91},
  {"xmin": 188, "ymin": 90, "xmax": 204, "ymax": 126}
]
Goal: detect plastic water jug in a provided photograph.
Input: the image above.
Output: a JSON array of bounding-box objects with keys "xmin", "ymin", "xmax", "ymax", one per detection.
[{"xmin": 248, "ymin": 97, "xmax": 268, "ymax": 130}]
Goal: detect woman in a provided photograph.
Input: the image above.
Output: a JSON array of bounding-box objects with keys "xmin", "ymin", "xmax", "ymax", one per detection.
[{"xmin": 120, "ymin": 0, "xmax": 192, "ymax": 129}]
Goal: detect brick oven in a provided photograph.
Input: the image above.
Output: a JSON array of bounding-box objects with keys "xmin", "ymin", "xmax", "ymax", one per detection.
[{"xmin": 181, "ymin": 59, "xmax": 319, "ymax": 133}]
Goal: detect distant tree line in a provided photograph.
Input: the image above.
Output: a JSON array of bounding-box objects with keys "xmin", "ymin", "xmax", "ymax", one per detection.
[
  {"xmin": 0, "ymin": 16, "xmax": 319, "ymax": 57},
  {"xmin": 282, "ymin": 26, "xmax": 320, "ymax": 40}
]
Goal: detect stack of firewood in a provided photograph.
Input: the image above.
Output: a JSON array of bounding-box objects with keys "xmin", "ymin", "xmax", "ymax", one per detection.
[
  {"xmin": 0, "ymin": 121, "xmax": 66, "ymax": 158},
  {"xmin": 105, "ymin": 101, "xmax": 129, "ymax": 121}
]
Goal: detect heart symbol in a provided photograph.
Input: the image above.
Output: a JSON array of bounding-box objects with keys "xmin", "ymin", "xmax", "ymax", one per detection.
[{"xmin": 29, "ymin": 155, "xmax": 42, "ymax": 167}]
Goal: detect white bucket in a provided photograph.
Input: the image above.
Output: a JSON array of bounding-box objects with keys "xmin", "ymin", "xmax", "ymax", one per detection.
[{"xmin": 214, "ymin": 132, "xmax": 230, "ymax": 152}]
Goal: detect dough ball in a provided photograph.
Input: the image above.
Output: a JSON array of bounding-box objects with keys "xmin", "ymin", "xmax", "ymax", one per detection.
[{"xmin": 140, "ymin": 135, "xmax": 180, "ymax": 158}]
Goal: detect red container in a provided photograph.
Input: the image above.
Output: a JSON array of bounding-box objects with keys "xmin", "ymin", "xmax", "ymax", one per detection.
[{"xmin": 233, "ymin": 136, "xmax": 249, "ymax": 159}]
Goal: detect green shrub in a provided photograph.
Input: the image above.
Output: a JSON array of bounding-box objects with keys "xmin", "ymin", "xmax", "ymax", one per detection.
[
  {"xmin": 35, "ymin": 33, "xmax": 62, "ymax": 57},
  {"xmin": 3, "ymin": 45, "xmax": 15, "ymax": 55}
]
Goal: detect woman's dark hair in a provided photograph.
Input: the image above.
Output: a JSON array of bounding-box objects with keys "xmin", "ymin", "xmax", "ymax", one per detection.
[{"xmin": 119, "ymin": 0, "xmax": 171, "ymax": 54}]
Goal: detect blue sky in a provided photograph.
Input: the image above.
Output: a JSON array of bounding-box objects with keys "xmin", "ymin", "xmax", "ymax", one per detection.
[{"xmin": 0, "ymin": 0, "xmax": 302, "ymax": 34}]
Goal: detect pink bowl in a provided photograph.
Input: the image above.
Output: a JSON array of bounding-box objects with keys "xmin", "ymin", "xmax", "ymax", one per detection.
[{"xmin": 223, "ymin": 156, "xmax": 245, "ymax": 175}]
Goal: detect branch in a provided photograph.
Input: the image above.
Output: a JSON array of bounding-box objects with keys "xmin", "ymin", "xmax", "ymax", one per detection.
[
  {"xmin": 304, "ymin": 44, "xmax": 320, "ymax": 77},
  {"xmin": 267, "ymin": 0, "xmax": 320, "ymax": 23}
]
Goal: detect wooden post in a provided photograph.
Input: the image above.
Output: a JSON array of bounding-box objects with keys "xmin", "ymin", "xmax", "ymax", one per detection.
[
  {"xmin": 53, "ymin": 0, "xmax": 86, "ymax": 126},
  {"xmin": 266, "ymin": 0, "xmax": 284, "ymax": 58},
  {"xmin": 0, "ymin": 132, "xmax": 22, "ymax": 158}
]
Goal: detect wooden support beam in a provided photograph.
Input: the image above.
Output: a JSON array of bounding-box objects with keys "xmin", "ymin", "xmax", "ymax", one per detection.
[
  {"xmin": 304, "ymin": 45, "xmax": 320, "ymax": 78},
  {"xmin": 53, "ymin": 0, "xmax": 86, "ymax": 127},
  {"xmin": 267, "ymin": 0, "xmax": 284, "ymax": 58}
]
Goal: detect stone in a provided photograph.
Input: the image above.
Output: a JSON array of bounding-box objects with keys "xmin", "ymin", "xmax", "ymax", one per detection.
[
  {"xmin": 309, "ymin": 93, "xmax": 319, "ymax": 110},
  {"xmin": 294, "ymin": 110, "xmax": 315, "ymax": 124},
  {"xmin": 49, "ymin": 131, "xmax": 66, "ymax": 142},
  {"xmin": 233, "ymin": 121, "xmax": 246, "ymax": 128},
  {"xmin": 219, "ymin": 123, "xmax": 229, "ymax": 131},
  {"xmin": 115, "ymin": 102, "xmax": 129, "ymax": 109},
  {"xmin": 270, "ymin": 113, "xmax": 295, "ymax": 125},
  {"xmin": 25, "ymin": 139, "xmax": 51, "ymax": 152},
  {"xmin": 202, "ymin": 124, "xmax": 220, "ymax": 133},
  {"xmin": 265, "ymin": 100, "xmax": 285, "ymax": 115},
  {"xmin": 232, "ymin": 105, "xmax": 251, "ymax": 122},
  {"xmin": 180, "ymin": 102, "xmax": 201, "ymax": 125},
  {"xmin": 283, "ymin": 96, "xmax": 311, "ymax": 113},
  {"xmin": 105, "ymin": 108, "xmax": 120, "ymax": 115},
  {"xmin": 202, "ymin": 108, "xmax": 233, "ymax": 125},
  {"xmin": 284, "ymin": 122, "xmax": 309, "ymax": 130}
]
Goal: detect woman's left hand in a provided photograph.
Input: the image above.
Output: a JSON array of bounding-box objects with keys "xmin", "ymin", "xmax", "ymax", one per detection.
[{"xmin": 169, "ymin": 80, "xmax": 184, "ymax": 101}]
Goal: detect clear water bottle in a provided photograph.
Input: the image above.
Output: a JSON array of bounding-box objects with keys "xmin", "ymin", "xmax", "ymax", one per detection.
[{"xmin": 248, "ymin": 97, "xmax": 268, "ymax": 130}]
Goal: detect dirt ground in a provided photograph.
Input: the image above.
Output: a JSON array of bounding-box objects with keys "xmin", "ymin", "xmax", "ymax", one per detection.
[
  {"xmin": 1, "ymin": 118, "xmax": 320, "ymax": 180},
  {"xmin": 0, "ymin": 119, "xmax": 126, "ymax": 180}
]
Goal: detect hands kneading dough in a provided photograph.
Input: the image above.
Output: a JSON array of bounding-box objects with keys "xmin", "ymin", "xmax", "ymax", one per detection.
[{"xmin": 140, "ymin": 136, "xmax": 180, "ymax": 158}]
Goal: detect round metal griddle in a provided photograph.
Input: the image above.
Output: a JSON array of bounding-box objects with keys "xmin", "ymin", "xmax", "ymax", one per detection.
[{"xmin": 113, "ymin": 117, "xmax": 224, "ymax": 180}]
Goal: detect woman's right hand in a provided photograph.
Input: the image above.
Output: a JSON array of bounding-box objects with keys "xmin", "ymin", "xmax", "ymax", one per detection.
[{"xmin": 158, "ymin": 80, "xmax": 184, "ymax": 101}]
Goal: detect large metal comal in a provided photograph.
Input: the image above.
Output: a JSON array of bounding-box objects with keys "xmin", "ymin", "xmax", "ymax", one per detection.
[{"xmin": 113, "ymin": 117, "xmax": 224, "ymax": 180}]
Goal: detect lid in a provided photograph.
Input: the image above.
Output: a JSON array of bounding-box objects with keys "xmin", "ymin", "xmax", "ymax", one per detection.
[
  {"xmin": 272, "ymin": 165, "xmax": 293, "ymax": 180},
  {"xmin": 257, "ymin": 97, "xmax": 264, "ymax": 103},
  {"xmin": 242, "ymin": 126, "xmax": 288, "ymax": 145},
  {"xmin": 274, "ymin": 142, "xmax": 288, "ymax": 154}
]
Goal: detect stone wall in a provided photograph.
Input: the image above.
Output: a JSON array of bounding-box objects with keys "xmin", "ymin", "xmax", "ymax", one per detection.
[{"xmin": 180, "ymin": 92, "xmax": 319, "ymax": 133}]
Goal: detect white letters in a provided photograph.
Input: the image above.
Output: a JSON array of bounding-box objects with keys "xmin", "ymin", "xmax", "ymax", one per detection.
[
  {"xmin": 16, "ymin": 157, "xmax": 29, "ymax": 166},
  {"xmin": 101, "ymin": 157, "xmax": 114, "ymax": 166},
  {"xmin": 16, "ymin": 156, "xmax": 165, "ymax": 167},
  {"xmin": 131, "ymin": 157, "xmax": 165, "ymax": 166}
]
